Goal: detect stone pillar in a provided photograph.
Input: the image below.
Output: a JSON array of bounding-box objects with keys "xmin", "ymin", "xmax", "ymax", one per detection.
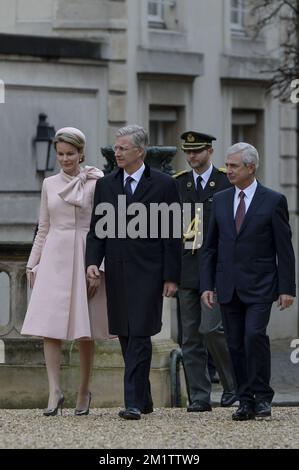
[{"xmin": 0, "ymin": 244, "xmax": 30, "ymax": 340}]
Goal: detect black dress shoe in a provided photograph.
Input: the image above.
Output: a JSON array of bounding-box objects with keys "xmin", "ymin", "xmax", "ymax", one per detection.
[
  {"xmin": 118, "ymin": 407, "xmax": 141, "ymax": 420},
  {"xmin": 210, "ymin": 372, "xmax": 220, "ymax": 384},
  {"xmin": 220, "ymin": 391, "xmax": 238, "ymax": 407},
  {"xmin": 187, "ymin": 401, "xmax": 212, "ymax": 412},
  {"xmin": 232, "ymin": 404, "xmax": 255, "ymax": 421},
  {"xmin": 255, "ymin": 401, "xmax": 271, "ymax": 418},
  {"xmin": 142, "ymin": 405, "xmax": 154, "ymax": 414}
]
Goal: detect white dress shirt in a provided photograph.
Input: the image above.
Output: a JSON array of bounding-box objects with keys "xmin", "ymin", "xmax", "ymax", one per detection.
[
  {"xmin": 233, "ymin": 179, "xmax": 258, "ymax": 217},
  {"xmin": 192, "ymin": 164, "xmax": 213, "ymax": 190},
  {"xmin": 123, "ymin": 163, "xmax": 145, "ymax": 194}
]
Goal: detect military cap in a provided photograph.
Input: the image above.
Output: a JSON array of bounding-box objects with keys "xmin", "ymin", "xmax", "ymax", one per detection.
[{"xmin": 181, "ymin": 131, "xmax": 216, "ymax": 151}]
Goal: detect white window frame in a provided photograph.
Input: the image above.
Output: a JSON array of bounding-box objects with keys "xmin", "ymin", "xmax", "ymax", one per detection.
[
  {"xmin": 147, "ymin": 0, "xmax": 176, "ymax": 28},
  {"xmin": 149, "ymin": 108, "xmax": 178, "ymax": 146},
  {"xmin": 230, "ymin": 0, "xmax": 247, "ymax": 35},
  {"xmin": 148, "ymin": 0, "xmax": 165, "ymax": 24}
]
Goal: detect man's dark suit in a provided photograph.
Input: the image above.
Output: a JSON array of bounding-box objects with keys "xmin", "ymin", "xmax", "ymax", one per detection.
[
  {"xmin": 86, "ymin": 164, "xmax": 181, "ymax": 411},
  {"xmin": 200, "ymin": 182, "xmax": 296, "ymax": 406},
  {"xmin": 176, "ymin": 167, "xmax": 235, "ymax": 406}
]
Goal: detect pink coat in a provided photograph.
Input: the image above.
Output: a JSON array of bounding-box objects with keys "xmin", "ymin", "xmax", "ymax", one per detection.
[{"xmin": 21, "ymin": 167, "xmax": 109, "ymax": 340}]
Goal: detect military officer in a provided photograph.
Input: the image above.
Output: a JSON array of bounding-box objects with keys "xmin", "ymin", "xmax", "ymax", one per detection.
[{"xmin": 175, "ymin": 131, "xmax": 237, "ymax": 412}]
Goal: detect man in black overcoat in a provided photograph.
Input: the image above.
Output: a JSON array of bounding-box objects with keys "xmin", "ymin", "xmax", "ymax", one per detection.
[{"xmin": 86, "ymin": 125, "xmax": 181, "ymax": 419}]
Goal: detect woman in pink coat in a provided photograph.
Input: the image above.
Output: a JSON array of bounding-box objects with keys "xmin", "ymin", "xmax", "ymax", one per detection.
[{"xmin": 21, "ymin": 127, "xmax": 109, "ymax": 416}]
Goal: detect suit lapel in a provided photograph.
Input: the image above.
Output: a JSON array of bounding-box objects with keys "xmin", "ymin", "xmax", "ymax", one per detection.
[
  {"xmin": 237, "ymin": 182, "xmax": 266, "ymax": 235},
  {"xmin": 183, "ymin": 171, "xmax": 197, "ymax": 203},
  {"xmin": 226, "ymin": 188, "xmax": 236, "ymax": 235},
  {"xmin": 111, "ymin": 168, "xmax": 125, "ymax": 198},
  {"xmin": 110, "ymin": 165, "xmax": 153, "ymax": 202},
  {"xmin": 202, "ymin": 167, "xmax": 223, "ymax": 201},
  {"xmin": 185, "ymin": 167, "xmax": 223, "ymax": 203},
  {"xmin": 131, "ymin": 164, "xmax": 152, "ymax": 202}
]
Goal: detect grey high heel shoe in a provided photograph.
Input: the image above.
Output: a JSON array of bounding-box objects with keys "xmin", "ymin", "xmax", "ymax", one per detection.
[
  {"xmin": 74, "ymin": 392, "xmax": 92, "ymax": 416},
  {"xmin": 43, "ymin": 393, "xmax": 64, "ymax": 417}
]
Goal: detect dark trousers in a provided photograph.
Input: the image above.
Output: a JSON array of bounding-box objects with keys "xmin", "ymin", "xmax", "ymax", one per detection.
[
  {"xmin": 220, "ymin": 291, "xmax": 274, "ymax": 406},
  {"xmin": 118, "ymin": 335, "xmax": 153, "ymax": 411},
  {"xmin": 178, "ymin": 288, "xmax": 235, "ymax": 404}
]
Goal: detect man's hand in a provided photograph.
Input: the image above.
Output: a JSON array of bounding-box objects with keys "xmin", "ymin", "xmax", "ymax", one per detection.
[
  {"xmin": 86, "ymin": 265, "xmax": 101, "ymax": 299},
  {"xmin": 277, "ymin": 294, "xmax": 294, "ymax": 311},
  {"xmin": 87, "ymin": 265, "xmax": 100, "ymax": 279},
  {"xmin": 201, "ymin": 290, "xmax": 215, "ymax": 309},
  {"xmin": 163, "ymin": 281, "xmax": 178, "ymax": 297}
]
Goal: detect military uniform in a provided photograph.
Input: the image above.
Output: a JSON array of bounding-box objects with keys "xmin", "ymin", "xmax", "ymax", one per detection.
[
  {"xmin": 176, "ymin": 167, "xmax": 230, "ymax": 289},
  {"xmin": 175, "ymin": 131, "xmax": 236, "ymax": 410}
]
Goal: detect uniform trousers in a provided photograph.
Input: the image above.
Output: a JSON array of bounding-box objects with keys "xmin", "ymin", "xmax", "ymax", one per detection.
[{"xmin": 179, "ymin": 288, "xmax": 235, "ymax": 404}]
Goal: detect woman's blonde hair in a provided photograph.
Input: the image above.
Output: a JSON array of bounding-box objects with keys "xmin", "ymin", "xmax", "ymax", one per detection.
[{"xmin": 54, "ymin": 127, "xmax": 86, "ymax": 163}]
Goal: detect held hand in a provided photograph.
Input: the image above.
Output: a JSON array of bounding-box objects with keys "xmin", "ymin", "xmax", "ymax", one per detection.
[
  {"xmin": 201, "ymin": 291, "xmax": 215, "ymax": 309},
  {"xmin": 163, "ymin": 282, "xmax": 178, "ymax": 297},
  {"xmin": 87, "ymin": 272, "xmax": 102, "ymax": 299},
  {"xmin": 87, "ymin": 265, "xmax": 101, "ymax": 279},
  {"xmin": 86, "ymin": 265, "xmax": 101, "ymax": 299},
  {"xmin": 277, "ymin": 294, "xmax": 294, "ymax": 311}
]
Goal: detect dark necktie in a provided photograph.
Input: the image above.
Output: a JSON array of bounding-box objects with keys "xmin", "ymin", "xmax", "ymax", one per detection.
[
  {"xmin": 124, "ymin": 176, "xmax": 134, "ymax": 199},
  {"xmin": 235, "ymin": 191, "xmax": 246, "ymax": 233},
  {"xmin": 196, "ymin": 175, "xmax": 204, "ymax": 198}
]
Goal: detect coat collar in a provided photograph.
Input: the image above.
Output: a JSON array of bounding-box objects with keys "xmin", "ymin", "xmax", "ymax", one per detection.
[
  {"xmin": 185, "ymin": 166, "xmax": 224, "ymax": 202},
  {"xmin": 112, "ymin": 163, "xmax": 152, "ymax": 201},
  {"xmin": 237, "ymin": 181, "xmax": 266, "ymax": 235},
  {"xmin": 113, "ymin": 162, "xmax": 151, "ymax": 179}
]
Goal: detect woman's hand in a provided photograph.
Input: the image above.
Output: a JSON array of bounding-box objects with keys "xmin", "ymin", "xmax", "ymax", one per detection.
[{"xmin": 86, "ymin": 265, "xmax": 102, "ymax": 299}]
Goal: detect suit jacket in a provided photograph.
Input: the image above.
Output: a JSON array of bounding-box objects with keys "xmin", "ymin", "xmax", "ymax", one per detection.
[
  {"xmin": 86, "ymin": 164, "xmax": 182, "ymax": 336},
  {"xmin": 200, "ymin": 182, "xmax": 296, "ymax": 303},
  {"xmin": 175, "ymin": 167, "xmax": 231, "ymax": 289}
]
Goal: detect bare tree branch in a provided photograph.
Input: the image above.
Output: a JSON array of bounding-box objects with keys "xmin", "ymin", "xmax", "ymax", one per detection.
[{"xmin": 248, "ymin": 0, "xmax": 299, "ymax": 101}]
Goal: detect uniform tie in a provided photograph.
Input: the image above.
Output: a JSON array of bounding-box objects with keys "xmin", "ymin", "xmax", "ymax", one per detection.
[
  {"xmin": 124, "ymin": 176, "xmax": 134, "ymax": 199},
  {"xmin": 196, "ymin": 175, "xmax": 204, "ymax": 197},
  {"xmin": 235, "ymin": 191, "xmax": 246, "ymax": 233}
]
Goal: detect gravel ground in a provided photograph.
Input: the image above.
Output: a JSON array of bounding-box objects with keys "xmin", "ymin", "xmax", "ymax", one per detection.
[{"xmin": 0, "ymin": 407, "xmax": 298, "ymax": 449}]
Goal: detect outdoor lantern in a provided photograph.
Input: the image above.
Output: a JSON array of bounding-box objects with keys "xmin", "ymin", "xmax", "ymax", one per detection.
[{"xmin": 34, "ymin": 113, "xmax": 56, "ymax": 172}]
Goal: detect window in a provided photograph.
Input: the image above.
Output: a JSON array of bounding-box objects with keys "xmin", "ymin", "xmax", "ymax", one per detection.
[
  {"xmin": 149, "ymin": 107, "xmax": 178, "ymax": 145},
  {"xmin": 147, "ymin": 0, "xmax": 176, "ymax": 29},
  {"xmin": 232, "ymin": 109, "xmax": 264, "ymax": 179},
  {"xmin": 232, "ymin": 110, "xmax": 257, "ymax": 144},
  {"xmin": 148, "ymin": 0, "xmax": 164, "ymax": 25},
  {"xmin": 230, "ymin": 0, "xmax": 246, "ymax": 35}
]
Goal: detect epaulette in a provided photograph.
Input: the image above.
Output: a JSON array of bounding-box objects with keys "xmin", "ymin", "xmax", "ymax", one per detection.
[
  {"xmin": 218, "ymin": 167, "xmax": 227, "ymax": 173},
  {"xmin": 173, "ymin": 170, "xmax": 188, "ymax": 178}
]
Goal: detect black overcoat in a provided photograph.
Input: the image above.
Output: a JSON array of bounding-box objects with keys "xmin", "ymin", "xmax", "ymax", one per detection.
[{"xmin": 86, "ymin": 164, "xmax": 182, "ymax": 336}]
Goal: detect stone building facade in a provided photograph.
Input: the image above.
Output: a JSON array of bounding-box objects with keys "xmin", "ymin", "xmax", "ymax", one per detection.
[{"xmin": 0, "ymin": 0, "xmax": 297, "ymax": 405}]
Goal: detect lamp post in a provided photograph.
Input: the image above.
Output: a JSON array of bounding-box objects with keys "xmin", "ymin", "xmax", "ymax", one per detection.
[{"xmin": 34, "ymin": 113, "xmax": 56, "ymax": 173}]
